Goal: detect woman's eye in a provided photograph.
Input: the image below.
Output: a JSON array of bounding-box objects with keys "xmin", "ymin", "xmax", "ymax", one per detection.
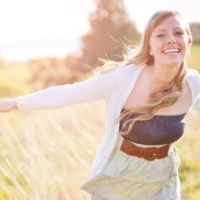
[
  {"xmin": 175, "ymin": 32, "xmax": 184, "ymax": 36},
  {"xmin": 156, "ymin": 34, "xmax": 165, "ymax": 38}
]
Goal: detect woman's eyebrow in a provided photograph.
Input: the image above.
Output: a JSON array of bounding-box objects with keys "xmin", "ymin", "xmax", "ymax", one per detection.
[
  {"xmin": 156, "ymin": 26, "xmax": 184, "ymax": 32},
  {"xmin": 156, "ymin": 28, "xmax": 167, "ymax": 32}
]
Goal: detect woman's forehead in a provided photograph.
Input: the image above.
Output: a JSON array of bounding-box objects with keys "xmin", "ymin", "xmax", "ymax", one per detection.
[{"xmin": 153, "ymin": 16, "xmax": 186, "ymax": 32}]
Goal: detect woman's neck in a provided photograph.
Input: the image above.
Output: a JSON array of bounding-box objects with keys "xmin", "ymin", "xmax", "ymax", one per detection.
[{"xmin": 148, "ymin": 64, "xmax": 180, "ymax": 86}]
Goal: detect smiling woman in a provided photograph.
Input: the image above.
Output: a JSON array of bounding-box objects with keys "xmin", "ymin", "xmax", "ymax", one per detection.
[{"xmin": 0, "ymin": 9, "xmax": 200, "ymax": 200}]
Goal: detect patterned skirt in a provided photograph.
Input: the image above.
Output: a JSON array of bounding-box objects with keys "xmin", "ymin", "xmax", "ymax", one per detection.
[{"xmin": 80, "ymin": 142, "xmax": 181, "ymax": 200}]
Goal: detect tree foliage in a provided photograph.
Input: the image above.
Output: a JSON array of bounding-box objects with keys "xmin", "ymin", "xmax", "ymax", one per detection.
[{"xmin": 80, "ymin": 0, "xmax": 140, "ymax": 68}]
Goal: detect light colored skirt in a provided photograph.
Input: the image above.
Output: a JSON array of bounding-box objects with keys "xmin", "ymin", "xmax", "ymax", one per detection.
[{"xmin": 80, "ymin": 142, "xmax": 181, "ymax": 200}]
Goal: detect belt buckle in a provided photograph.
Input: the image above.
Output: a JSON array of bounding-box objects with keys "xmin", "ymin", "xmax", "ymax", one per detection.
[{"xmin": 144, "ymin": 148, "xmax": 159, "ymax": 161}]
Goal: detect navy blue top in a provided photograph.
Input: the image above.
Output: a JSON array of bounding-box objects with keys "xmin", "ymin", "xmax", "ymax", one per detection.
[{"xmin": 119, "ymin": 108, "xmax": 186, "ymax": 145}]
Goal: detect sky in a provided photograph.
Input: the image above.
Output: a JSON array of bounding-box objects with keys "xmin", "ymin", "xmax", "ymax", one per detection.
[{"xmin": 0, "ymin": 0, "xmax": 199, "ymax": 62}]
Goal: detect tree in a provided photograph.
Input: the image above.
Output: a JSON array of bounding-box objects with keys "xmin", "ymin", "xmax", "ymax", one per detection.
[{"xmin": 80, "ymin": 0, "xmax": 140, "ymax": 69}]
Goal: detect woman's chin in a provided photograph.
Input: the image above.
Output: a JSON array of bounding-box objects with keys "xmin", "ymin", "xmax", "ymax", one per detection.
[{"xmin": 160, "ymin": 58, "xmax": 183, "ymax": 67}]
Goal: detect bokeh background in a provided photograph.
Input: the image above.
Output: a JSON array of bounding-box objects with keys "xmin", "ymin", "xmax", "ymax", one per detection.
[{"xmin": 0, "ymin": 0, "xmax": 199, "ymax": 199}]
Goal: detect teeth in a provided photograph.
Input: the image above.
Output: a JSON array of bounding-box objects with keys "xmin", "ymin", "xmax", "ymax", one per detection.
[{"xmin": 163, "ymin": 49, "xmax": 179, "ymax": 53}]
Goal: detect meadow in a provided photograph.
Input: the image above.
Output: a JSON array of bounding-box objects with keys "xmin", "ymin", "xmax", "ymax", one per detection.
[{"xmin": 0, "ymin": 44, "xmax": 200, "ymax": 200}]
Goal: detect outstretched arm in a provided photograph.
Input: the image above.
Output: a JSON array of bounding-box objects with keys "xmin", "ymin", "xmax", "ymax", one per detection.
[{"xmin": 0, "ymin": 66, "xmax": 121, "ymax": 112}]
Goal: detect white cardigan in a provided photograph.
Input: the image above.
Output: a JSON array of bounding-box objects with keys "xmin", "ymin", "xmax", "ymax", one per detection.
[{"xmin": 17, "ymin": 64, "xmax": 200, "ymax": 177}]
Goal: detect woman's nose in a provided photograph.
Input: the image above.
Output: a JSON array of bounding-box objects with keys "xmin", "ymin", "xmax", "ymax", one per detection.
[{"xmin": 167, "ymin": 34, "xmax": 176, "ymax": 44}]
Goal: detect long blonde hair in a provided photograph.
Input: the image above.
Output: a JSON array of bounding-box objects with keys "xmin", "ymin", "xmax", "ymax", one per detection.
[{"xmin": 97, "ymin": 10, "xmax": 192, "ymax": 136}]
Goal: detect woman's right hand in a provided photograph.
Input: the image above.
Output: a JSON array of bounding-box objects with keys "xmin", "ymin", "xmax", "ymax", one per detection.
[{"xmin": 0, "ymin": 99, "xmax": 18, "ymax": 112}]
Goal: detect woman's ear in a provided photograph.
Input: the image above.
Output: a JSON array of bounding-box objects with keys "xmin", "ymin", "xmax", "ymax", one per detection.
[
  {"xmin": 188, "ymin": 36, "xmax": 192, "ymax": 47},
  {"xmin": 186, "ymin": 38, "xmax": 192, "ymax": 56}
]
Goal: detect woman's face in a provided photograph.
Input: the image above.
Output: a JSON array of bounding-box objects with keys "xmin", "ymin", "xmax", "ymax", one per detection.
[{"xmin": 149, "ymin": 15, "xmax": 191, "ymax": 67}]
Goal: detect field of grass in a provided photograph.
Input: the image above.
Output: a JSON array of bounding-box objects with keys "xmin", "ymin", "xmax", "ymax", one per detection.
[
  {"xmin": 0, "ymin": 101, "xmax": 200, "ymax": 200},
  {"xmin": 0, "ymin": 43, "xmax": 200, "ymax": 200},
  {"xmin": 0, "ymin": 102, "xmax": 106, "ymax": 200}
]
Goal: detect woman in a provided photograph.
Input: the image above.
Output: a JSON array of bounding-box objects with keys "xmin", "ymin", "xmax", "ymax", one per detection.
[{"xmin": 0, "ymin": 10, "xmax": 200, "ymax": 200}]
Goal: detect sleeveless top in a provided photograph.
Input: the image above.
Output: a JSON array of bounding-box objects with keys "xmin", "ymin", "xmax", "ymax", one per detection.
[{"xmin": 119, "ymin": 108, "xmax": 186, "ymax": 145}]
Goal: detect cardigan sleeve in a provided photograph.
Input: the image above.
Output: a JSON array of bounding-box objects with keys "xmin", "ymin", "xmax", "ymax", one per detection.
[
  {"xmin": 188, "ymin": 69, "xmax": 200, "ymax": 115},
  {"xmin": 16, "ymin": 66, "xmax": 122, "ymax": 110}
]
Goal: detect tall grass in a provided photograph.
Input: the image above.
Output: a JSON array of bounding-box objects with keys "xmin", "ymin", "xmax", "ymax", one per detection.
[
  {"xmin": 0, "ymin": 102, "xmax": 105, "ymax": 200},
  {"xmin": 0, "ymin": 101, "xmax": 200, "ymax": 200}
]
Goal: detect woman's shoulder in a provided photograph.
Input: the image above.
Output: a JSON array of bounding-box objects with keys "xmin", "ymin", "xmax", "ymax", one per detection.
[
  {"xmin": 121, "ymin": 63, "xmax": 143, "ymax": 70},
  {"xmin": 117, "ymin": 64, "xmax": 144, "ymax": 75},
  {"xmin": 97, "ymin": 63, "xmax": 142, "ymax": 76},
  {"xmin": 186, "ymin": 68, "xmax": 200, "ymax": 115},
  {"xmin": 186, "ymin": 67, "xmax": 200, "ymax": 87},
  {"xmin": 186, "ymin": 67, "xmax": 200, "ymax": 77}
]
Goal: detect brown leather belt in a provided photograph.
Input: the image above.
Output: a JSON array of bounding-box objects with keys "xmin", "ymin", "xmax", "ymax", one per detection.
[{"xmin": 120, "ymin": 139, "xmax": 170, "ymax": 161}]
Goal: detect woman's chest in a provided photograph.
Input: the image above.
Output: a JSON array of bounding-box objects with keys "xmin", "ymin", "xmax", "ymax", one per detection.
[{"xmin": 122, "ymin": 80, "xmax": 192, "ymax": 115}]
